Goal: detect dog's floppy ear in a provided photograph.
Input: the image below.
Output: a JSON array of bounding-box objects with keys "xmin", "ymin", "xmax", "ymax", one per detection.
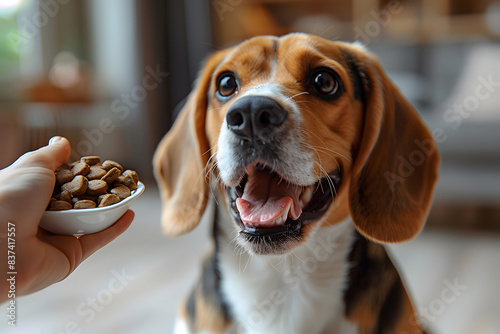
[
  {"xmin": 345, "ymin": 44, "xmax": 440, "ymax": 243},
  {"xmin": 153, "ymin": 50, "xmax": 229, "ymax": 237}
]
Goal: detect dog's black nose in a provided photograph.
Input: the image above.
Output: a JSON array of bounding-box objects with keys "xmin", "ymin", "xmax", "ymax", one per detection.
[{"xmin": 226, "ymin": 96, "xmax": 287, "ymax": 142}]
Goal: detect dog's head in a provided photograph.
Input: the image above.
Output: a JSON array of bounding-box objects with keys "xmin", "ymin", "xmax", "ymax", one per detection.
[{"xmin": 154, "ymin": 33, "xmax": 439, "ymax": 255}]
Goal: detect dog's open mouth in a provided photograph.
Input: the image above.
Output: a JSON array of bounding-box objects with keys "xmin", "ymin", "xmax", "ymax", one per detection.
[{"xmin": 228, "ymin": 164, "xmax": 342, "ymax": 240}]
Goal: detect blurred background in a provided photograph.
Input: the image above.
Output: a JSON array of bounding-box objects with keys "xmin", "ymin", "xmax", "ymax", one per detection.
[{"xmin": 0, "ymin": 0, "xmax": 499, "ymax": 333}]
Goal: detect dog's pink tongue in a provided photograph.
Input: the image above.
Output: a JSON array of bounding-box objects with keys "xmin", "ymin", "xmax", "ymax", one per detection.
[{"xmin": 236, "ymin": 169, "xmax": 302, "ymax": 228}]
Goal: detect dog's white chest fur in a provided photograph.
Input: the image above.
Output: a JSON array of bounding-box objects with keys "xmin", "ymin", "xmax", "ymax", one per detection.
[{"xmin": 217, "ymin": 206, "xmax": 358, "ymax": 334}]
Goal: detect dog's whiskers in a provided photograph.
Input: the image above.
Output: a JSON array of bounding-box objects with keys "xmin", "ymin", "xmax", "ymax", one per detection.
[
  {"xmin": 302, "ymin": 129, "xmax": 353, "ymax": 165},
  {"xmin": 207, "ymin": 106, "xmax": 225, "ymax": 113},
  {"xmin": 284, "ymin": 91, "xmax": 310, "ymax": 103},
  {"xmin": 290, "ymin": 249, "xmax": 306, "ymax": 264},
  {"xmin": 293, "ymin": 100, "xmax": 312, "ymax": 105},
  {"xmin": 241, "ymin": 249, "xmax": 253, "ymax": 274},
  {"xmin": 298, "ymin": 138, "xmax": 339, "ymax": 197},
  {"xmin": 268, "ymin": 255, "xmax": 287, "ymax": 273},
  {"xmin": 227, "ymin": 230, "xmax": 241, "ymax": 248},
  {"xmin": 317, "ymin": 163, "xmax": 337, "ymax": 198},
  {"xmin": 201, "ymin": 144, "xmax": 228, "ymax": 204},
  {"xmin": 201, "ymin": 144, "xmax": 218, "ymax": 181},
  {"xmin": 301, "ymin": 139, "xmax": 341, "ymax": 170}
]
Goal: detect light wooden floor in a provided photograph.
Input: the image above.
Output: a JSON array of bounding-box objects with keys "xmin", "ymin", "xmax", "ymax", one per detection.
[{"xmin": 2, "ymin": 185, "xmax": 499, "ymax": 334}]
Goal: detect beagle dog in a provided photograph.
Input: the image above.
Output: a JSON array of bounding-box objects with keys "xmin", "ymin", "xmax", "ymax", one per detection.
[{"xmin": 154, "ymin": 33, "xmax": 439, "ymax": 334}]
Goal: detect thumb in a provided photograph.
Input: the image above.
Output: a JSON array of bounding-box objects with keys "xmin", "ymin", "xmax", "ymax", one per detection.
[{"xmin": 12, "ymin": 136, "xmax": 72, "ymax": 171}]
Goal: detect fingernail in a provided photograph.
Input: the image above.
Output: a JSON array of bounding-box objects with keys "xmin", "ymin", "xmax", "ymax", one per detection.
[{"xmin": 49, "ymin": 136, "xmax": 61, "ymax": 145}]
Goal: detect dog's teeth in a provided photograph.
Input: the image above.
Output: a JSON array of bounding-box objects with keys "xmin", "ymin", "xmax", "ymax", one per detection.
[
  {"xmin": 246, "ymin": 222, "xmax": 256, "ymax": 228},
  {"xmin": 281, "ymin": 208, "xmax": 289, "ymax": 223},
  {"xmin": 300, "ymin": 186, "xmax": 314, "ymax": 208},
  {"xmin": 269, "ymin": 216, "xmax": 285, "ymax": 226},
  {"xmin": 282, "ymin": 202, "xmax": 292, "ymax": 222}
]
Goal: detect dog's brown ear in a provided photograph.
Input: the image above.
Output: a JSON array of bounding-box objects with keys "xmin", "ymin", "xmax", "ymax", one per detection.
[
  {"xmin": 345, "ymin": 45, "xmax": 440, "ymax": 243},
  {"xmin": 153, "ymin": 50, "xmax": 228, "ymax": 237}
]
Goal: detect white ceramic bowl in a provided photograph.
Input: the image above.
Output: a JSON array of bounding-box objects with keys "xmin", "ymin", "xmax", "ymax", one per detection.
[{"xmin": 40, "ymin": 182, "xmax": 145, "ymax": 235}]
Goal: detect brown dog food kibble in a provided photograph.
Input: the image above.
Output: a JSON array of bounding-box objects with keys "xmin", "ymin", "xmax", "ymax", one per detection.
[
  {"xmin": 61, "ymin": 175, "xmax": 88, "ymax": 197},
  {"xmin": 71, "ymin": 194, "xmax": 97, "ymax": 204},
  {"xmin": 60, "ymin": 190, "xmax": 72, "ymax": 203},
  {"xmin": 74, "ymin": 200, "xmax": 97, "ymax": 210},
  {"xmin": 101, "ymin": 167, "xmax": 121, "ymax": 184},
  {"xmin": 80, "ymin": 156, "xmax": 101, "ymax": 166},
  {"xmin": 122, "ymin": 170, "xmax": 139, "ymax": 183},
  {"xmin": 86, "ymin": 166, "xmax": 107, "ymax": 180},
  {"xmin": 87, "ymin": 180, "xmax": 108, "ymax": 196},
  {"xmin": 102, "ymin": 160, "xmax": 123, "ymax": 173},
  {"xmin": 56, "ymin": 169, "xmax": 74, "ymax": 185},
  {"xmin": 71, "ymin": 162, "xmax": 90, "ymax": 177},
  {"xmin": 50, "ymin": 200, "xmax": 73, "ymax": 211},
  {"xmin": 111, "ymin": 185, "xmax": 131, "ymax": 200},
  {"xmin": 98, "ymin": 194, "xmax": 120, "ymax": 207},
  {"xmin": 47, "ymin": 155, "xmax": 140, "ymax": 211},
  {"xmin": 114, "ymin": 173, "xmax": 137, "ymax": 191}
]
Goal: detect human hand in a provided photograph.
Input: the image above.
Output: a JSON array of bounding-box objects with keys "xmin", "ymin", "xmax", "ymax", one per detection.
[{"xmin": 0, "ymin": 137, "xmax": 134, "ymax": 302}]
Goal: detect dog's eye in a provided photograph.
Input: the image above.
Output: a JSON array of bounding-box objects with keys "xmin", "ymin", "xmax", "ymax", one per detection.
[
  {"xmin": 312, "ymin": 70, "xmax": 339, "ymax": 96},
  {"xmin": 217, "ymin": 73, "xmax": 238, "ymax": 97}
]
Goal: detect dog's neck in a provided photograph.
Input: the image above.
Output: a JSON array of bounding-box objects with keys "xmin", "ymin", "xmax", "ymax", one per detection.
[{"xmin": 215, "ymin": 201, "xmax": 359, "ymax": 334}]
